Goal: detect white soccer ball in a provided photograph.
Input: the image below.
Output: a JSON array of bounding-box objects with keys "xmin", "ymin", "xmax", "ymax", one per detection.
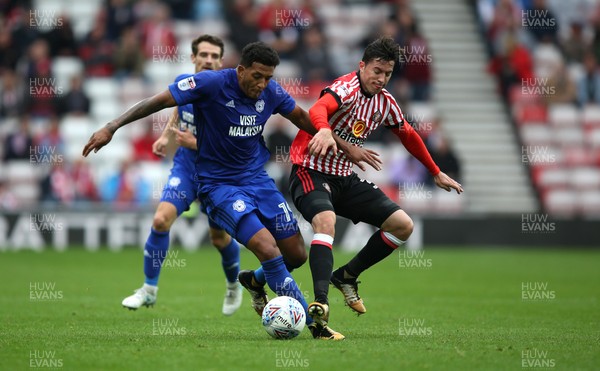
[{"xmin": 261, "ymin": 296, "xmax": 306, "ymax": 339}]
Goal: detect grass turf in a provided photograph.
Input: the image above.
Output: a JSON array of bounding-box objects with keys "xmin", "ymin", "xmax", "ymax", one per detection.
[{"xmin": 0, "ymin": 247, "xmax": 598, "ymax": 370}]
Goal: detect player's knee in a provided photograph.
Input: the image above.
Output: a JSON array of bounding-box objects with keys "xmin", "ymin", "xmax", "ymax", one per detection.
[
  {"xmin": 311, "ymin": 211, "xmax": 336, "ymax": 235},
  {"xmin": 152, "ymin": 212, "xmax": 175, "ymax": 232},
  {"xmin": 209, "ymin": 229, "xmax": 229, "ymax": 249},
  {"xmin": 401, "ymin": 217, "xmax": 414, "ymax": 240},
  {"xmin": 278, "ymin": 233, "xmax": 307, "ymax": 267},
  {"xmin": 287, "ymin": 243, "xmax": 307, "ymax": 267},
  {"xmin": 284, "ymin": 253, "xmax": 306, "ymax": 269},
  {"xmin": 247, "ymin": 230, "xmax": 280, "ymax": 261},
  {"xmin": 383, "ymin": 210, "xmax": 413, "ymax": 241}
]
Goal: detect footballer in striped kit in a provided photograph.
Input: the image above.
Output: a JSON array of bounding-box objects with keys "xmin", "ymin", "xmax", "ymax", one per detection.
[{"xmin": 289, "ymin": 36, "xmax": 463, "ymax": 338}]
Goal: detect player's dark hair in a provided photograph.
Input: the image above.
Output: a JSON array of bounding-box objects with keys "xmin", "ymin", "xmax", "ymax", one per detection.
[
  {"xmin": 239, "ymin": 42, "xmax": 280, "ymax": 67},
  {"xmin": 191, "ymin": 34, "xmax": 225, "ymax": 58},
  {"xmin": 362, "ymin": 36, "xmax": 399, "ymax": 64}
]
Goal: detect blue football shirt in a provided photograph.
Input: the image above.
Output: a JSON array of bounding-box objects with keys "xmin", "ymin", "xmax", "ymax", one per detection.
[
  {"xmin": 171, "ymin": 73, "xmax": 196, "ymax": 172},
  {"xmin": 168, "ymin": 68, "xmax": 296, "ymax": 184}
]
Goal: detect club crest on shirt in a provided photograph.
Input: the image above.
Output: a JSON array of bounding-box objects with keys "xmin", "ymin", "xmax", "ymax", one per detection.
[
  {"xmin": 168, "ymin": 177, "xmax": 181, "ymax": 188},
  {"xmin": 371, "ymin": 110, "xmax": 382, "ymax": 123},
  {"xmin": 255, "ymin": 99, "xmax": 265, "ymax": 113},
  {"xmin": 232, "ymin": 199, "xmax": 246, "ymax": 212},
  {"xmin": 352, "ymin": 120, "xmax": 366, "ymax": 137}
]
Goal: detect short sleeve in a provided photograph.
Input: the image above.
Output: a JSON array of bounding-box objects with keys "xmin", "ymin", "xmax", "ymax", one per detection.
[
  {"xmin": 322, "ymin": 79, "xmax": 356, "ymax": 107},
  {"xmin": 168, "ymin": 70, "xmax": 222, "ymax": 106},
  {"xmin": 382, "ymin": 94, "xmax": 406, "ymax": 129},
  {"xmin": 272, "ymin": 81, "xmax": 296, "ymax": 116}
]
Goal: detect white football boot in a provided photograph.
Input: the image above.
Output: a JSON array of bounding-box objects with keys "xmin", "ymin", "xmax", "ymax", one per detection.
[
  {"xmin": 222, "ymin": 281, "xmax": 243, "ymax": 316},
  {"xmin": 122, "ymin": 286, "xmax": 157, "ymax": 310}
]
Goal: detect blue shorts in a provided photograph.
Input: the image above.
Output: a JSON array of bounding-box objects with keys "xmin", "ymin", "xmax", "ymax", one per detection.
[
  {"xmin": 198, "ymin": 178, "xmax": 299, "ymax": 245},
  {"xmin": 160, "ymin": 156, "xmax": 221, "ymax": 229},
  {"xmin": 160, "ymin": 161, "xmax": 196, "ymax": 216}
]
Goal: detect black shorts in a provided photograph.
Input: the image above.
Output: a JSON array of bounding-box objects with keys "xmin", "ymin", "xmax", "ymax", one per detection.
[{"xmin": 289, "ymin": 164, "xmax": 401, "ymax": 226}]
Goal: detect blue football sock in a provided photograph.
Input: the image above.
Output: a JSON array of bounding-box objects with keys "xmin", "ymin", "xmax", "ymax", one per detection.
[
  {"xmin": 253, "ymin": 267, "xmax": 266, "ymax": 284},
  {"xmin": 143, "ymin": 228, "xmax": 170, "ymax": 286},
  {"xmin": 219, "ymin": 238, "xmax": 240, "ymax": 283},
  {"xmin": 261, "ymin": 256, "xmax": 312, "ymax": 325},
  {"xmin": 253, "ymin": 258, "xmax": 296, "ymax": 285}
]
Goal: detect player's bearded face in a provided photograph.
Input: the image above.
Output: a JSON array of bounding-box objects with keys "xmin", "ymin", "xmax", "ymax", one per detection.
[
  {"xmin": 359, "ymin": 59, "xmax": 394, "ymax": 95},
  {"xmin": 237, "ymin": 62, "xmax": 275, "ymax": 99},
  {"xmin": 192, "ymin": 41, "xmax": 223, "ymax": 72}
]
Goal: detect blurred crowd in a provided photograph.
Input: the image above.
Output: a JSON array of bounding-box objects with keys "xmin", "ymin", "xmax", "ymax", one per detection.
[
  {"xmin": 479, "ymin": 0, "xmax": 600, "ymax": 106},
  {"xmin": 0, "ymin": 0, "xmax": 458, "ymax": 211},
  {"xmin": 477, "ymin": 0, "xmax": 600, "ymax": 214}
]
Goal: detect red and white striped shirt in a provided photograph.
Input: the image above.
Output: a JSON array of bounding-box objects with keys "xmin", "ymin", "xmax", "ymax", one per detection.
[{"xmin": 291, "ymin": 71, "xmax": 406, "ymax": 176}]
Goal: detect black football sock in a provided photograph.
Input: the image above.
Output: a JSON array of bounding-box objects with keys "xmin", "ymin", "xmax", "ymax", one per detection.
[
  {"xmin": 309, "ymin": 243, "xmax": 333, "ymax": 305},
  {"xmin": 344, "ymin": 230, "xmax": 399, "ymax": 278}
]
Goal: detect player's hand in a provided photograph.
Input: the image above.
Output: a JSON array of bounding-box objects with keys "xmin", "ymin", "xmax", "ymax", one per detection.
[
  {"xmin": 152, "ymin": 136, "xmax": 170, "ymax": 157},
  {"xmin": 308, "ymin": 129, "xmax": 337, "ymax": 158},
  {"xmin": 343, "ymin": 146, "xmax": 382, "ymax": 171},
  {"xmin": 433, "ymin": 171, "xmax": 463, "ymax": 194},
  {"xmin": 172, "ymin": 127, "xmax": 197, "ymax": 150},
  {"xmin": 82, "ymin": 127, "xmax": 113, "ymax": 157}
]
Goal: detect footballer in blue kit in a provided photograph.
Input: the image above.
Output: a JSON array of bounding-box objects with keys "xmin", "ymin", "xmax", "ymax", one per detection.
[
  {"xmin": 120, "ymin": 35, "xmax": 243, "ymax": 316},
  {"xmin": 158, "ymin": 98, "xmax": 196, "ymax": 213},
  {"xmin": 84, "ymin": 41, "xmax": 353, "ymax": 339},
  {"xmin": 168, "ymin": 67, "xmax": 299, "ymax": 241}
]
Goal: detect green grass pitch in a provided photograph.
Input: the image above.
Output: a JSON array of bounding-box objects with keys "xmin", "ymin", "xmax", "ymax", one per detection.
[{"xmin": 1, "ymin": 247, "xmax": 598, "ymax": 370}]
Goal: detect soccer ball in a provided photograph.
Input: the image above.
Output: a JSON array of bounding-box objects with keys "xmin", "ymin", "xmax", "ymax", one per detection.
[{"xmin": 261, "ymin": 296, "xmax": 306, "ymax": 339}]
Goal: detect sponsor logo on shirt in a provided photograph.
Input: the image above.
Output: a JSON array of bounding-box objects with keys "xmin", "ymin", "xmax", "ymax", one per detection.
[
  {"xmin": 228, "ymin": 115, "xmax": 264, "ymax": 137},
  {"xmin": 352, "ymin": 121, "xmax": 366, "ymax": 137},
  {"xmin": 333, "ymin": 128, "xmax": 365, "ymax": 146},
  {"xmin": 177, "ymin": 76, "xmax": 196, "ymax": 91}
]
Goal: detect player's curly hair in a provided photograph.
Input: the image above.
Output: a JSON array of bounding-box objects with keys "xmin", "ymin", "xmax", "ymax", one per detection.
[
  {"xmin": 362, "ymin": 36, "xmax": 399, "ymax": 64},
  {"xmin": 191, "ymin": 34, "xmax": 225, "ymax": 58},
  {"xmin": 239, "ymin": 42, "xmax": 280, "ymax": 67}
]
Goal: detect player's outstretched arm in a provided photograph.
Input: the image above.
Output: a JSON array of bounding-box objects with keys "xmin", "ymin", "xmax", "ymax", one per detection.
[
  {"xmin": 306, "ymin": 93, "xmax": 342, "ymax": 157},
  {"xmin": 283, "ymin": 105, "xmax": 338, "ymax": 156},
  {"xmin": 433, "ymin": 171, "xmax": 463, "ymax": 194},
  {"xmin": 83, "ymin": 90, "xmax": 177, "ymax": 157},
  {"xmin": 391, "ymin": 123, "xmax": 463, "ymax": 194}
]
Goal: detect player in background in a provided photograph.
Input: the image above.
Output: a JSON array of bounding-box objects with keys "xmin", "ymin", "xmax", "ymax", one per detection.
[
  {"xmin": 121, "ymin": 35, "xmax": 243, "ymax": 316},
  {"xmin": 84, "ymin": 41, "xmax": 374, "ymax": 340},
  {"xmin": 289, "ymin": 36, "xmax": 463, "ymax": 334}
]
